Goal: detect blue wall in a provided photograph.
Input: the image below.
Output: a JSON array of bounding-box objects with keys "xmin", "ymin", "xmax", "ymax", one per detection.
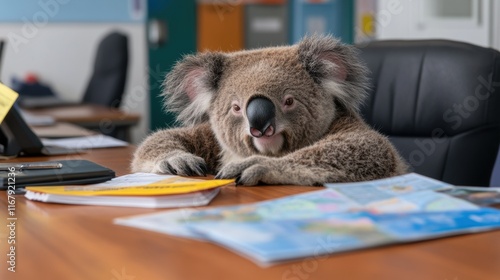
[{"xmin": 0, "ymin": 0, "xmax": 145, "ymax": 22}]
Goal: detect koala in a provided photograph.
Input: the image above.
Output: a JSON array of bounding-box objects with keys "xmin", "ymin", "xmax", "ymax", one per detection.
[{"xmin": 131, "ymin": 35, "xmax": 407, "ymax": 186}]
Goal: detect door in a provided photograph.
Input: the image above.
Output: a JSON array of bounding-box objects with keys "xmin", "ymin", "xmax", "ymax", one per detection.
[{"xmin": 147, "ymin": 0, "xmax": 197, "ymax": 130}]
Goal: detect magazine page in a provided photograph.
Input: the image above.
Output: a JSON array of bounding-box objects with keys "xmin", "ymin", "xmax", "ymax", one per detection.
[
  {"xmin": 115, "ymin": 173, "xmax": 500, "ymax": 265},
  {"xmin": 115, "ymin": 179, "xmax": 475, "ymax": 239},
  {"xmin": 187, "ymin": 208, "xmax": 500, "ymax": 265},
  {"xmin": 115, "ymin": 188, "xmax": 360, "ymax": 240},
  {"xmin": 325, "ymin": 173, "xmax": 452, "ymax": 205}
]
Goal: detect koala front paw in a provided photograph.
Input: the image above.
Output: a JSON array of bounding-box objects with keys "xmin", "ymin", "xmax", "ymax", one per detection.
[
  {"xmin": 155, "ymin": 151, "xmax": 208, "ymax": 176},
  {"xmin": 215, "ymin": 156, "xmax": 276, "ymax": 186}
]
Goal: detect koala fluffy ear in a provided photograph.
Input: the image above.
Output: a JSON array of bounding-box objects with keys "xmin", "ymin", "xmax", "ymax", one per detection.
[
  {"xmin": 297, "ymin": 35, "xmax": 369, "ymax": 113},
  {"xmin": 162, "ymin": 52, "xmax": 226, "ymax": 126}
]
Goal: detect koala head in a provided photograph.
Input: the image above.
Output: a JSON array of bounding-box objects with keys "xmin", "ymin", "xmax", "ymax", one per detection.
[{"xmin": 163, "ymin": 35, "xmax": 368, "ymax": 160}]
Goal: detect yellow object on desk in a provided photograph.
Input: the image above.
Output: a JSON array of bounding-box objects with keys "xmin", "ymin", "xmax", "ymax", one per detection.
[
  {"xmin": 0, "ymin": 82, "xmax": 19, "ymax": 123},
  {"xmin": 25, "ymin": 174, "xmax": 235, "ymax": 196}
]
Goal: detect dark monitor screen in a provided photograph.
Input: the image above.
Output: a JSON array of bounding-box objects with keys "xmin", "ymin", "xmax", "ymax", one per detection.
[
  {"xmin": 0, "ymin": 102, "xmax": 79, "ymax": 157},
  {"xmin": 0, "ymin": 42, "xmax": 43, "ymax": 156},
  {"xmin": 0, "ymin": 104, "xmax": 45, "ymax": 156}
]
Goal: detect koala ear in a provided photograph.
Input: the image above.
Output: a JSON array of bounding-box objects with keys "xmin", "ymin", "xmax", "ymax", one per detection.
[
  {"xmin": 297, "ymin": 35, "xmax": 369, "ymax": 113},
  {"xmin": 162, "ymin": 52, "xmax": 226, "ymax": 126}
]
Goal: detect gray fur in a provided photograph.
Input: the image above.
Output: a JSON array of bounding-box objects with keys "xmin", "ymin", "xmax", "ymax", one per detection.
[
  {"xmin": 132, "ymin": 35, "xmax": 408, "ymax": 186},
  {"xmin": 298, "ymin": 35, "xmax": 370, "ymax": 113},
  {"xmin": 162, "ymin": 52, "xmax": 227, "ymax": 126}
]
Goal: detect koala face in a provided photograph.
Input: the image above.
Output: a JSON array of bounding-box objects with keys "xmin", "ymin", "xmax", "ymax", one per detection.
[
  {"xmin": 210, "ymin": 48, "xmax": 337, "ymax": 158},
  {"xmin": 163, "ymin": 36, "xmax": 368, "ymax": 162}
]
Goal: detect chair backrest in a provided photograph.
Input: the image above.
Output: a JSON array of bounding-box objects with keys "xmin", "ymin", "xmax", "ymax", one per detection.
[
  {"xmin": 82, "ymin": 32, "xmax": 129, "ymax": 108},
  {"xmin": 358, "ymin": 40, "xmax": 500, "ymax": 186}
]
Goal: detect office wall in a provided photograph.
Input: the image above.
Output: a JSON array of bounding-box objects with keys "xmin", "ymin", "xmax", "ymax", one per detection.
[
  {"xmin": 0, "ymin": 1, "xmax": 149, "ymax": 144},
  {"xmin": 376, "ymin": 0, "xmax": 496, "ymax": 49},
  {"xmin": 0, "ymin": 24, "xmax": 149, "ymax": 145}
]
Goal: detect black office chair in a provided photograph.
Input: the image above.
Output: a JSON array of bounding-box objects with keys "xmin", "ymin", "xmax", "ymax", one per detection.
[
  {"xmin": 358, "ymin": 40, "xmax": 500, "ymax": 186},
  {"xmin": 82, "ymin": 31, "xmax": 129, "ymax": 108}
]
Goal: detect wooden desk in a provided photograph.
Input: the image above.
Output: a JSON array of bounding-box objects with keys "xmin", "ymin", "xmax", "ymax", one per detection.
[
  {"xmin": 27, "ymin": 105, "xmax": 140, "ymax": 141},
  {"xmin": 31, "ymin": 122, "xmax": 96, "ymax": 138},
  {"xmin": 1, "ymin": 147, "xmax": 500, "ymax": 280}
]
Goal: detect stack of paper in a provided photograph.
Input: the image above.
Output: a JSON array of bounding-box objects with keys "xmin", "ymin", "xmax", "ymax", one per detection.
[
  {"xmin": 115, "ymin": 173, "xmax": 500, "ymax": 265},
  {"xmin": 25, "ymin": 173, "xmax": 234, "ymax": 208}
]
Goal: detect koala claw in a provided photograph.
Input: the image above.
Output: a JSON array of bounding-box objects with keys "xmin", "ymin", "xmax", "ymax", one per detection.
[
  {"xmin": 158, "ymin": 151, "xmax": 208, "ymax": 177},
  {"xmin": 236, "ymin": 164, "xmax": 269, "ymax": 186},
  {"xmin": 216, "ymin": 156, "xmax": 274, "ymax": 186},
  {"xmin": 234, "ymin": 176, "xmax": 242, "ymax": 186}
]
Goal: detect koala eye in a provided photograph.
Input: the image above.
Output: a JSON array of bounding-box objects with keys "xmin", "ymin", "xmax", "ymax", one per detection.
[
  {"xmin": 232, "ymin": 104, "xmax": 241, "ymax": 112},
  {"xmin": 284, "ymin": 97, "xmax": 294, "ymax": 106}
]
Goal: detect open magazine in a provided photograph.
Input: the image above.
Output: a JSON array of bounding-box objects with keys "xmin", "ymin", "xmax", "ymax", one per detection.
[{"xmin": 115, "ymin": 173, "xmax": 500, "ymax": 265}]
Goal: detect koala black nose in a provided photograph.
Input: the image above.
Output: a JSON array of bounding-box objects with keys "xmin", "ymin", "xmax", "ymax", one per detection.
[{"xmin": 246, "ymin": 97, "xmax": 276, "ymax": 138}]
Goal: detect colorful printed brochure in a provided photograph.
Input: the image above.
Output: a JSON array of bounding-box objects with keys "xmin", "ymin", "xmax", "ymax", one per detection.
[
  {"xmin": 188, "ymin": 209, "xmax": 500, "ymax": 264},
  {"xmin": 115, "ymin": 173, "xmax": 500, "ymax": 264}
]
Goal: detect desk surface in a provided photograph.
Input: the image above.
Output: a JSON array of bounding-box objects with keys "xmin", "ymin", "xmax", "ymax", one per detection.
[
  {"xmin": 27, "ymin": 104, "xmax": 140, "ymax": 126},
  {"xmin": 1, "ymin": 147, "xmax": 499, "ymax": 280}
]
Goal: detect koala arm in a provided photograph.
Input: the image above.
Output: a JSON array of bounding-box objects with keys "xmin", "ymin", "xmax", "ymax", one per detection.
[
  {"xmin": 216, "ymin": 117, "xmax": 407, "ymax": 186},
  {"xmin": 131, "ymin": 122, "xmax": 221, "ymax": 176},
  {"xmin": 277, "ymin": 129, "xmax": 406, "ymax": 184}
]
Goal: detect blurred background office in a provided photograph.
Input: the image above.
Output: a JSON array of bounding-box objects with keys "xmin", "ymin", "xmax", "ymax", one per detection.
[{"xmin": 0, "ymin": 0, "xmax": 499, "ymax": 144}]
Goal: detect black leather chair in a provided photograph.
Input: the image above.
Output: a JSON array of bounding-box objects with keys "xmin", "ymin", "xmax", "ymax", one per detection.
[
  {"xmin": 358, "ymin": 40, "xmax": 500, "ymax": 186},
  {"xmin": 82, "ymin": 31, "xmax": 129, "ymax": 108}
]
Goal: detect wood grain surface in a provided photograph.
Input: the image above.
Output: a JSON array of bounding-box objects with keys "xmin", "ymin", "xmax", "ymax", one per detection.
[
  {"xmin": 26, "ymin": 104, "xmax": 140, "ymax": 126},
  {"xmin": 1, "ymin": 146, "xmax": 499, "ymax": 280}
]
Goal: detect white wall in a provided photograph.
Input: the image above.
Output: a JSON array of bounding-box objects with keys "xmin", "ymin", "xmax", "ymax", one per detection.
[
  {"xmin": 0, "ymin": 23, "xmax": 149, "ymax": 144},
  {"xmin": 376, "ymin": 0, "xmax": 495, "ymax": 49},
  {"xmin": 493, "ymin": 0, "xmax": 500, "ymax": 50}
]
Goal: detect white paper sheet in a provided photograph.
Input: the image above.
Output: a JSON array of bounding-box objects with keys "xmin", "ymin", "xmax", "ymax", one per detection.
[{"xmin": 42, "ymin": 134, "xmax": 128, "ymax": 149}]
